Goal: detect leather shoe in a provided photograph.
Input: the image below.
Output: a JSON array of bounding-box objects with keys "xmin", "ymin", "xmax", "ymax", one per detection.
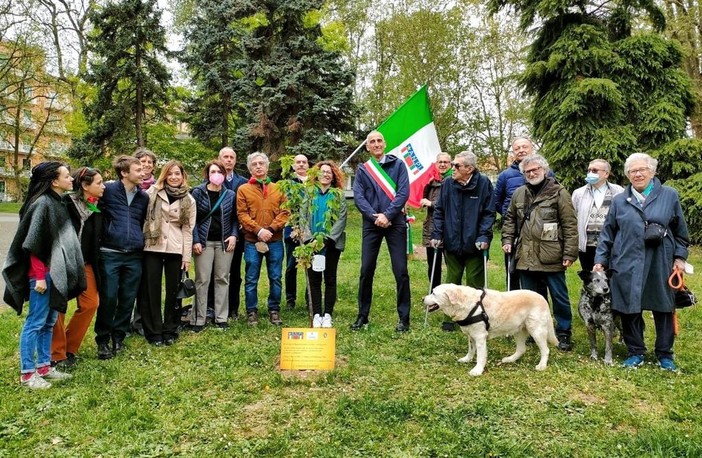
[
  {"xmin": 164, "ymin": 338, "xmax": 176, "ymax": 346},
  {"xmin": 269, "ymin": 311, "xmax": 283, "ymax": 326},
  {"xmin": 112, "ymin": 339, "xmax": 124, "ymax": 354},
  {"xmin": 557, "ymin": 334, "xmax": 573, "ymax": 352},
  {"xmin": 97, "ymin": 343, "xmax": 113, "ymax": 360},
  {"xmin": 395, "ymin": 321, "xmax": 410, "ymax": 332},
  {"xmin": 350, "ymin": 316, "xmax": 369, "ymax": 330}
]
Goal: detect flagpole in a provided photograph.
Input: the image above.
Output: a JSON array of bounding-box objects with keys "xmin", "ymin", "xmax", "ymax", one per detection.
[{"xmin": 340, "ymin": 139, "xmax": 367, "ymax": 169}]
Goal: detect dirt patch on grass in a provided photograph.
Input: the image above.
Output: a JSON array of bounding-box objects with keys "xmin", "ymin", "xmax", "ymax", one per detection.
[{"xmin": 574, "ymin": 391, "xmax": 606, "ymax": 406}]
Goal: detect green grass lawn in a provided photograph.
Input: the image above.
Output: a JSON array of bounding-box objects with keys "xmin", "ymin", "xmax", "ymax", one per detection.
[
  {"xmin": 1, "ymin": 205, "xmax": 701, "ymax": 456},
  {"xmin": 0, "ymin": 202, "xmax": 21, "ymax": 213}
]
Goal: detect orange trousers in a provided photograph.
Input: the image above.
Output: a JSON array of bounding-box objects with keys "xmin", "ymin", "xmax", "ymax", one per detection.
[{"xmin": 51, "ymin": 264, "xmax": 99, "ymax": 361}]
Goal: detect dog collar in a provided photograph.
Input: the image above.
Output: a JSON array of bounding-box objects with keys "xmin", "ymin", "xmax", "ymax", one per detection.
[{"xmin": 454, "ymin": 288, "xmax": 490, "ymax": 331}]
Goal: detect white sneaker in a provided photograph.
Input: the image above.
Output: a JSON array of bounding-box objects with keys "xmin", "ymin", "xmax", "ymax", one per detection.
[
  {"xmin": 312, "ymin": 314, "xmax": 322, "ymax": 328},
  {"xmin": 321, "ymin": 313, "xmax": 333, "ymax": 328},
  {"xmin": 21, "ymin": 373, "xmax": 51, "ymax": 389},
  {"xmin": 43, "ymin": 367, "xmax": 72, "ymax": 381}
]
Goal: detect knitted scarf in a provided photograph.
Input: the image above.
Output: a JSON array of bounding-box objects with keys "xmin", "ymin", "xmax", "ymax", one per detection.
[
  {"xmin": 248, "ymin": 176, "xmax": 272, "ymax": 197},
  {"xmin": 141, "ymin": 174, "xmax": 156, "ymax": 190},
  {"xmin": 144, "ymin": 185, "xmax": 192, "ymax": 247}
]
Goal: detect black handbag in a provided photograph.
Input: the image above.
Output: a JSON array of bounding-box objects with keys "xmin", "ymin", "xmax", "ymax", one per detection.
[
  {"xmin": 644, "ymin": 221, "xmax": 667, "ymax": 247},
  {"xmin": 176, "ymin": 271, "xmax": 196, "ymax": 299},
  {"xmin": 636, "ymin": 211, "xmax": 667, "ymax": 247},
  {"xmin": 675, "ymin": 286, "xmax": 697, "ymax": 309}
]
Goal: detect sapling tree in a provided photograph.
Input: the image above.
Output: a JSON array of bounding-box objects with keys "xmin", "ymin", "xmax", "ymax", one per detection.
[{"xmin": 278, "ymin": 155, "xmax": 344, "ymax": 326}]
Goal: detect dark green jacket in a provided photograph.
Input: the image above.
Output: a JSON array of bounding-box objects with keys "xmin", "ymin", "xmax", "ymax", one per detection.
[{"xmin": 501, "ymin": 177, "xmax": 578, "ymax": 272}]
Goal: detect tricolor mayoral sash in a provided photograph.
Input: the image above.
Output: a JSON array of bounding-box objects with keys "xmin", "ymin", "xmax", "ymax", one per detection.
[{"xmin": 363, "ymin": 157, "xmax": 397, "ymax": 200}]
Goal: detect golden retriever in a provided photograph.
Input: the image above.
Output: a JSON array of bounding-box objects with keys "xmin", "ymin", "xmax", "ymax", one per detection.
[{"xmin": 424, "ymin": 284, "xmax": 559, "ymax": 376}]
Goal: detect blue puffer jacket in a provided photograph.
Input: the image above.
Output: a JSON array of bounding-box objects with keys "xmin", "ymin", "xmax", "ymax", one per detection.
[
  {"xmin": 432, "ymin": 172, "xmax": 495, "ymax": 255},
  {"xmin": 352, "ymin": 154, "xmax": 409, "ymax": 226},
  {"xmin": 100, "ymin": 180, "xmax": 149, "ymax": 252},
  {"xmin": 493, "ymin": 161, "xmax": 555, "ymax": 215},
  {"xmin": 191, "ymin": 183, "xmax": 238, "ymax": 249},
  {"xmin": 492, "ymin": 161, "xmax": 524, "ymax": 216}
]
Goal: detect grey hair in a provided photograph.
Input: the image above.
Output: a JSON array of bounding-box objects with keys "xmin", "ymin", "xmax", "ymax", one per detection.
[
  {"xmin": 247, "ymin": 152, "xmax": 269, "ymax": 169},
  {"xmin": 589, "ymin": 158, "xmax": 611, "ymax": 173},
  {"xmin": 624, "ymin": 153, "xmax": 657, "ymax": 175},
  {"xmin": 455, "ymin": 151, "xmax": 477, "ymax": 169},
  {"xmin": 436, "ymin": 152, "xmax": 451, "ymax": 161},
  {"xmin": 519, "ymin": 154, "xmax": 549, "ymax": 174},
  {"xmin": 219, "ymin": 146, "xmax": 235, "ymax": 158},
  {"xmin": 511, "ymin": 136, "xmax": 535, "ymax": 147}
]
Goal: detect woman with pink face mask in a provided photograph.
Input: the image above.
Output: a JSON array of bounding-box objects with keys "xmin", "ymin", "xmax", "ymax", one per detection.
[{"xmin": 190, "ymin": 160, "xmax": 238, "ymax": 331}]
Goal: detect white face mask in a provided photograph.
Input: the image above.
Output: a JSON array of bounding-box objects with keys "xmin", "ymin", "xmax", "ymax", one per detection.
[{"xmin": 585, "ymin": 172, "xmax": 600, "ymax": 185}]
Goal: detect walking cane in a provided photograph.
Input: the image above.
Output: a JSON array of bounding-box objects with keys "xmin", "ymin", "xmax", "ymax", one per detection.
[{"xmin": 424, "ymin": 245, "xmax": 441, "ymax": 328}]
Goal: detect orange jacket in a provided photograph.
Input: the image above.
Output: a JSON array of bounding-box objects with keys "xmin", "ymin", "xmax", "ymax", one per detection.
[{"xmin": 236, "ymin": 180, "xmax": 289, "ymax": 242}]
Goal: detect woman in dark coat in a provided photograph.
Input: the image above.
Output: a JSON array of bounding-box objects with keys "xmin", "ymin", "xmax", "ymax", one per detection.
[
  {"xmin": 594, "ymin": 153, "xmax": 689, "ymax": 371},
  {"xmin": 51, "ymin": 167, "xmax": 104, "ymax": 368},
  {"xmin": 2, "ymin": 162, "xmax": 85, "ymax": 388}
]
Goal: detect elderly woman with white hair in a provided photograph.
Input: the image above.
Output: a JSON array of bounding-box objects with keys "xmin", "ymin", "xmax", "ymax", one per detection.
[{"xmin": 594, "ymin": 153, "xmax": 689, "ymax": 371}]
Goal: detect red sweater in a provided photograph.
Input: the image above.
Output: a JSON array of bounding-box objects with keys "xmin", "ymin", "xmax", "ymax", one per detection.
[{"xmin": 29, "ymin": 255, "xmax": 47, "ymax": 280}]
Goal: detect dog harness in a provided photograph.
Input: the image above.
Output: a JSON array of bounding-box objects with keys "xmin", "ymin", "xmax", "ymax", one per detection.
[{"xmin": 454, "ymin": 288, "xmax": 490, "ymax": 331}]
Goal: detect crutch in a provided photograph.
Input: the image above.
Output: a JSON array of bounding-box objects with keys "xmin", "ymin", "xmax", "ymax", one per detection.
[
  {"xmin": 424, "ymin": 245, "xmax": 441, "ymax": 327},
  {"xmin": 483, "ymin": 249, "xmax": 489, "ymax": 289}
]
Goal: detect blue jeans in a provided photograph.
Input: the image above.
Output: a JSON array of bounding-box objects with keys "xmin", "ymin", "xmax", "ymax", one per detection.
[
  {"xmin": 95, "ymin": 251, "xmax": 143, "ymax": 345},
  {"xmin": 20, "ymin": 273, "xmax": 58, "ymax": 373},
  {"xmin": 244, "ymin": 240, "xmax": 283, "ymax": 313},
  {"xmin": 519, "ymin": 270, "xmax": 572, "ymax": 334}
]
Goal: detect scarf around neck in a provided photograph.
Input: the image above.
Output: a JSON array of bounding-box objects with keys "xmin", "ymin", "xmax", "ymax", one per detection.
[
  {"xmin": 249, "ymin": 177, "xmax": 272, "ymax": 197},
  {"xmin": 144, "ymin": 185, "xmax": 193, "ymax": 247}
]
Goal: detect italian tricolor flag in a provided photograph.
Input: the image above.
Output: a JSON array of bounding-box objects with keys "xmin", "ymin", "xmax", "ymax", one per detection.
[{"xmin": 377, "ymin": 85, "xmax": 442, "ymax": 208}]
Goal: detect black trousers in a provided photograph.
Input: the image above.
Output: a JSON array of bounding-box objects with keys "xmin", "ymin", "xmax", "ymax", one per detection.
[
  {"xmin": 307, "ymin": 241, "xmax": 342, "ymax": 316},
  {"xmin": 140, "ymin": 252, "xmax": 182, "ymax": 342},
  {"xmin": 578, "ymin": 246, "xmax": 597, "ymax": 273},
  {"xmin": 426, "ymin": 247, "xmax": 443, "ymax": 292},
  {"xmin": 619, "ymin": 310, "xmax": 675, "ymax": 360},
  {"xmin": 358, "ymin": 222, "xmax": 411, "ymax": 324},
  {"xmin": 285, "ymin": 237, "xmax": 300, "ymax": 306},
  {"xmin": 228, "ymin": 239, "xmax": 244, "ymax": 317}
]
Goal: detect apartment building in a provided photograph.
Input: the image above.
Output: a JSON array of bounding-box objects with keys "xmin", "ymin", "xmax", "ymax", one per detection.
[{"xmin": 0, "ymin": 44, "xmax": 72, "ymax": 201}]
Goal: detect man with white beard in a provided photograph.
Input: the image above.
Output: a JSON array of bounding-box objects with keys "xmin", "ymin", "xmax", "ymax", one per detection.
[{"xmin": 500, "ymin": 154, "xmax": 578, "ymax": 351}]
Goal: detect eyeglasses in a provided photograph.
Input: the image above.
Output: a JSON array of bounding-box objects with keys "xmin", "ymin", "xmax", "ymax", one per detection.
[
  {"xmin": 523, "ymin": 166, "xmax": 543, "ymax": 175},
  {"xmin": 628, "ymin": 167, "xmax": 650, "ymax": 176},
  {"xmin": 587, "ymin": 168, "xmax": 604, "ymax": 173},
  {"xmin": 437, "ymin": 161, "xmax": 451, "ymax": 165}
]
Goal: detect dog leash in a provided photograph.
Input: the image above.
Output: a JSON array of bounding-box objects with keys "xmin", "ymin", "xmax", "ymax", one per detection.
[{"xmin": 668, "ymin": 267, "xmax": 685, "ymax": 336}]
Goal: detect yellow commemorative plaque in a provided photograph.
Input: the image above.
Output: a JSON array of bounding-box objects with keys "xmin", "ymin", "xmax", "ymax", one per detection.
[{"xmin": 280, "ymin": 327, "xmax": 336, "ymax": 371}]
